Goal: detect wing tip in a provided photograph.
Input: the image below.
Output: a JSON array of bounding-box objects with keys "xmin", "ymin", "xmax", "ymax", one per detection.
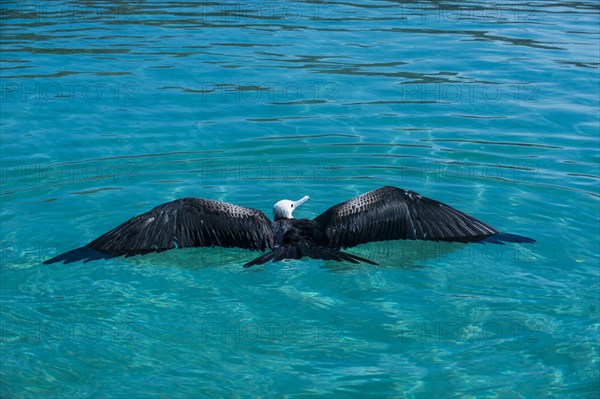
[
  {"xmin": 43, "ymin": 246, "xmax": 114, "ymax": 265},
  {"xmin": 482, "ymin": 232, "xmax": 536, "ymax": 244}
]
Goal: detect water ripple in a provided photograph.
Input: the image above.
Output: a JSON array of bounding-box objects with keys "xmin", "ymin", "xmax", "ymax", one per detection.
[{"xmin": 1, "ymin": 1, "xmax": 599, "ymax": 397}]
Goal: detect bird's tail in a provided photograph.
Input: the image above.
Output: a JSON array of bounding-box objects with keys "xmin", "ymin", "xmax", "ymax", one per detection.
[
  {"xmin": 43, "ymin": 246, "xmax": 114, "ymax": 265},
  {"xmin": 244, "ymin": 245, "xmax": 378, "ymax": 268}
]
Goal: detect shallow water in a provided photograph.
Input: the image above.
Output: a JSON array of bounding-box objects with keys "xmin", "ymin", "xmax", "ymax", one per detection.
[{"xmin": 1, "ymin": 1, "xmax": 599, "ymax": 398}]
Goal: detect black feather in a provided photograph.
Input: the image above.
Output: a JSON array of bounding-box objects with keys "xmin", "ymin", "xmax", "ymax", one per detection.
[
  {"xmin": 45, "ymin": 197, "xmax": 274, "ymax": 265},
  {"xmin": 313, "ymin": 186, "xmax": 527, "ymax": 249}
]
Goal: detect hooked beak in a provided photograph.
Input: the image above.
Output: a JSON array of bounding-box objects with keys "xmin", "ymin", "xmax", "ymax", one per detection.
[{"xmin": 294, "ymin": 196, "xmax": 310, "ymax": 208}]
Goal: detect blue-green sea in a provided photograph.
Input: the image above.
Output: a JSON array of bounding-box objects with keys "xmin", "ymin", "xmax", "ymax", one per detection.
[{"xmin": 1, "ymin": 1, "xmax": 599, "ymax": 398}]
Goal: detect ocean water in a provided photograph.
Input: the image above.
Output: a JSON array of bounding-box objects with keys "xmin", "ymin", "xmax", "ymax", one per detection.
[{"xmin": 1, "ymin": 1, "xmax": 599, "ymax": 398}]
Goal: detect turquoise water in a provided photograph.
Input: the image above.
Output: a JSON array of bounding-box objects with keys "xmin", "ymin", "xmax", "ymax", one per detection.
[{"xmin": 1, "ymin": 1, "xmax": 599, "ymax": 397}]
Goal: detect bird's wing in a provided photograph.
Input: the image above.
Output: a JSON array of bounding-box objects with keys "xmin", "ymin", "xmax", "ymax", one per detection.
[
  {"xmin": 314, "ymin": 186, "xmax": 498, "ymax": 249},
  {"xmin": 86, "ymin": 197, "xmax": 274, "ymax": 256}
]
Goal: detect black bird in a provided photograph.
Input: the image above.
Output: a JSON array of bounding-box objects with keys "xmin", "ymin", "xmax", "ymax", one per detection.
[{"xmin": 43, "ymin": 186, "xmax": 535, "ymax": 267}]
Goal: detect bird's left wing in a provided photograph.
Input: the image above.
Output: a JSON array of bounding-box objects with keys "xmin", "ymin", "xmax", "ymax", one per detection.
[
  {"xmin": 44, "ymin": 197, "xmax": 274, "ymax": 264},
  {"xmin": 314, "ymin": 186, "xmax": 498, "ymax": 249}
]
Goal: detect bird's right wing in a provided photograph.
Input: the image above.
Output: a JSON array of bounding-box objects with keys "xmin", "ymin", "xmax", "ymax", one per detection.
[
  {"xmin": 314, "ymin": 186, "xmax": 499, "ymax": 249},
  {"xmin": 45, "ymin": 197, "xmax": 274, "ymax": 264}
]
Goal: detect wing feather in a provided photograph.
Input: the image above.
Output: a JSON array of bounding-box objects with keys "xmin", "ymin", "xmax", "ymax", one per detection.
[
  {"xmin": 86, "ymin": 197, "xmax": 274, "ymax": 256},
  {"xmin": 314, "ymin": 186, "xmax": 498, "ymax": 249}
]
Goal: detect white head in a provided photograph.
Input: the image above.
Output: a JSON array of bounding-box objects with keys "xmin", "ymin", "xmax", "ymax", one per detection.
[{"xmin": 272, "ymin": 196, "xmax": 310, "ymax": 220}]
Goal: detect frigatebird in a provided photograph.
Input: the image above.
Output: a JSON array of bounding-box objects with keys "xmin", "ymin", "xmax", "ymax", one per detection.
[{"xmin": 43, "ymin": 186, "xmax": 535, "ymax": 267}]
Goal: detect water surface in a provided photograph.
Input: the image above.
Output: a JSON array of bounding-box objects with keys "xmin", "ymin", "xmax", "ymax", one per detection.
[{"xmin": 1, "ymin": 1, "xmax": 599, "ymax": 398}]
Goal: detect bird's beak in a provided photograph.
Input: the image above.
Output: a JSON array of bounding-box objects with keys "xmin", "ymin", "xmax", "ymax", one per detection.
[{"xmin": 294, "ymin": 196, "xmax": 310, "ymax": 208}]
